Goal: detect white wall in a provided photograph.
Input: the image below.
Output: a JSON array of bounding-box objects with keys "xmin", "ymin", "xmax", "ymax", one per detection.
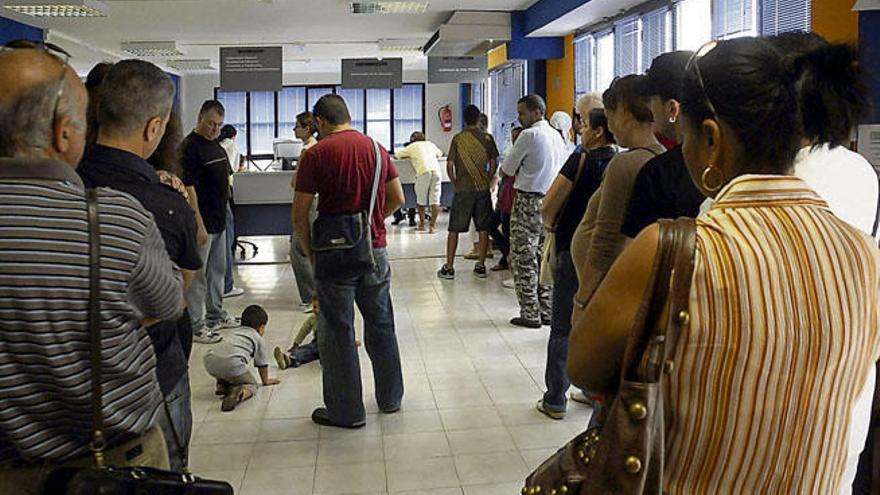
[{"xmin": 179, "ymin": 71, "xmax": 460, "ymax": 153}]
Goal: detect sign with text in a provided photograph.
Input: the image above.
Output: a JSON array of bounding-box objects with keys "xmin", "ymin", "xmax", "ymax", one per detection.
[
  {"xmin": 428, "ymin": 56, "xmax": 488, "ymax": 84},
  {"xmin": 220, "ymin": 46, "xmax": 283, "ymax": 92},
  {"xmin": 341, "ymin": 58, "xmax": 403, "ymax": 89}
]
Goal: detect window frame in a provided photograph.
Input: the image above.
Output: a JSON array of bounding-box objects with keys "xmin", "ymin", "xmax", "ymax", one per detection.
[{"xmin": 213, "ymin": 83, "xmax": 426, "ymax": 159}]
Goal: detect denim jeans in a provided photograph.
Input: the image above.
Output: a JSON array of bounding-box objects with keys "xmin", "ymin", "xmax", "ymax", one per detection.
[
  {"xmin": 224, "ymin": 203, "xmax": 235, "ymax": 294},
  {"xmin": 290, "ymin": 338, "xmax": 320, "ymax": 366},
  {"xmin": 185, "ymin": 230, "xmax": 228, "ymax": 332},
  {"xmin": 316, "ymin": 248, "xmax": 403, "ymax": 425},
  {"xmin": 157, "ymin": 373, "xmax": 192, "ymax": 472},
  {"xmin": 543, "ymin": 250, "xmax": 578, "ymax": 412},
  {"xmin": 289, "ymin": 235, "xmax": 316, "ymax": 305}
]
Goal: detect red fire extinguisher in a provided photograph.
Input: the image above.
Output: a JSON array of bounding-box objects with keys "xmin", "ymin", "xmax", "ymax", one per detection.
[{"xmin": 439, "ymin": 105, "xmax": 453, "ymax": 132}]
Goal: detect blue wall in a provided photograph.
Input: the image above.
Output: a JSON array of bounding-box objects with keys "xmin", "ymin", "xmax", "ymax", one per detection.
[
  {"xmin": 859, "ymin": 11, "xmax": 880, "ymax": 124},
  {"xmin": 523, "ymin": 0, "xmax": 591, "ymax": 36},
  {"xmin": 0, "ymin": 16, "xmax": 43, "ymax": 45},
  {"xmin": 507, "ymin": 11, "xmax": 564, "ymax": 61}
]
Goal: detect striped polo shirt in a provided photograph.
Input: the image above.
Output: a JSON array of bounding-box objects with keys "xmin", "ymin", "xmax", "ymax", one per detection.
[
  {"xmin": 665, "ymin": 175, "xmax": 880, "ymax": 493},
  {"xmin": 0, "ymin": 159, "xmax": 183, "ymax": 464}
]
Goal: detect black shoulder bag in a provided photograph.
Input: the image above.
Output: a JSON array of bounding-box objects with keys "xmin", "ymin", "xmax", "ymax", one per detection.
[
  {"xmin": 311, "ymin": 139, "xmax": 383, "ymax": 281},
  {"xmin": 42, "ymin": 189, "xmax": 233, "ymax": 494}
]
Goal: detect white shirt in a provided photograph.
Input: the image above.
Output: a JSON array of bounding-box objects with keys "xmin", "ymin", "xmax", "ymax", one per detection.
[
  {"xmin": 500, "ymin": 119, "xmax": 567, "ymax": 194},
  {"xmin": 794, "ymin": 144, "xmax": 879, "ymax": 238},
  {"xmin": 699, "ymin": 145, "xmax": 880, "ymax": 239},
  {"xmin": 219, "ymin": 138, "xmax": 241, "ymax": 171}
]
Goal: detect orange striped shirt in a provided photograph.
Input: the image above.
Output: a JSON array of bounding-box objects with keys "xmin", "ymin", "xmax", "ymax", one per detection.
[{"xmin": 664, "ymin": 175, "xmax": 880, "ymax": 494}]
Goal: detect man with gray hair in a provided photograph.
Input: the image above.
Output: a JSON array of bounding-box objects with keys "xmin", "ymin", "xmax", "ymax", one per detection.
[
  {"xmin": 78, "ymin": 59, "xmax": 202, "ymax": 471},
  {"xmin": 0, "ymin": 43, "xmax": 182, "ymax": 490}
]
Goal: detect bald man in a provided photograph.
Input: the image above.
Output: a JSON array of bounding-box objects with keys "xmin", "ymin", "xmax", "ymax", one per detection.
[{"xmin": 0, "ymin": 47, "xmax": 182, "ymax": 491}]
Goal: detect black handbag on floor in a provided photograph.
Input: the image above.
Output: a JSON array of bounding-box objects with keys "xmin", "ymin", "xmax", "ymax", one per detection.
[
  {"xmin": 42, "ymin": 189, "xmax": 233, "ymax": 495},
  {"xmin": 311, "ymin": 138, "xmax": 383, "ymax": 281}
]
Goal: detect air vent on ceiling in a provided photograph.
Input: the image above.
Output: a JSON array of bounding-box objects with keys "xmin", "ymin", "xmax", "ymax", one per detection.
[
  {"xmin": 166, "ymin": 59, "xmax": 214, "ymax": 72},
  {"xmin": 3, "ymin": 0, "xmax": 109, "ymax": 17},
  {"xmin": 378, "ymin": 39, "xmax": 425, "ymax": 52},
  {"xmin": 121, "ymin": 41, "xmax": 185, "ymax": 57},
  {"xmin": 350, "ymin": 1, "xmax": 429, "ymax": 15}
]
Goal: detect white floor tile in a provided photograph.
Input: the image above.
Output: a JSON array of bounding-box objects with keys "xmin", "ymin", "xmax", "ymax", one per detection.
[
  {"xmin": 446, "ymin": 427, "xmax": 517, "ymax": 455},
  {"xmin": 314, "ymin": 461, "xmax": 387, "ymax": 495},
  {"xmin": 386, "ymin": 456, "xmax": 460, "ymax": 492},
  {"xmin": 439, "ymin": 407, "xmax": 504, "ymax": 432},
  {"xmin": 453, "ymin": 452, "xmax": 530, "ymax": 485}
]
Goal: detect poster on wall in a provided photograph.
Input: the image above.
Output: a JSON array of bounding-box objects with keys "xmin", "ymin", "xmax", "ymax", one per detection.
[
  {"xmin": 428, "ymin": 56, "xmax": 488, "ymax": 84},
  {"xmin": 220, "ymin": 46, "xmax": 283, "ymax": 92},
  {"xmin": 341, "ymin": 58, "xmax": 403, "ymax": 89}
]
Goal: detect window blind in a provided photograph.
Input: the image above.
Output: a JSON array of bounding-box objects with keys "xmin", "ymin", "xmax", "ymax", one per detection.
[
  {"xmin": 574, "ymin": 34, "xmax": 593, "ymax": 99},
  {"xmin": 615, "ymin": 16, "xmax": 641, "ymax": 77},
  {"xmin": 641, "ymin": 8, "xmax": 672, "ymax": 73},
  {"xmin": 760, "ymin": 0, "xmax": 811, "ymax": 35},
  {"xmin": 712, "ymin": 0, "xmax": 756, "ymax": 39}
]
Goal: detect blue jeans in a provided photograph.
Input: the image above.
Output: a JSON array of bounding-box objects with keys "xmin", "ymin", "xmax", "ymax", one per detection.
[
  {"xmin": 316, "ymin": 248, "xmax": 403, "ymax": 425},
  {"xmin": 290, "ymin": 235, "xmax": 316, "ymax": 304},
  {"xmin": 289, "ymin": 338, "xmax": 320, "ymax": 366},
  {"xmin": 543, "ymin": 250, "xmax": 579, "ymax": 412},
  {"xmin": 185, "ymin": 230, "xmax": 228, "ymax": 332},
  {"xmin": 224, "ymin": 203, "xmax": 235, "ymax": 294},
  {"xmin": 157, "ymin": 374, "xmax": 192, "ymax": 472}
]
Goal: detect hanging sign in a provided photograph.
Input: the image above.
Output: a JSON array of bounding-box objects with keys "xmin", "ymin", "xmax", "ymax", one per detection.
[
  {"xmin": 428, "ymin": 56, "xmax": 488, "ymax": 84},
  {"xmin": 341, "ymin": 58, "xmax": 403, "ymax": 89},
  {"xmin": 220, "ymin": 46, "xmax": 283, "ymax": 92}
]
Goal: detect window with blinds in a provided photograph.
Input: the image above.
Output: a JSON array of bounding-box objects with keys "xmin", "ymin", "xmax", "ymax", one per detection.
[
  {"xmin": 641, "ymin": 7, "xmax": 672, "ymax": 73},
  {"xmin": 595, "ymin": 30, "xmax": 615, "ymax": 93},
  {"xmin": 760, "ymin": 0, "xmax": 811, "ymax": 35},
  {"xmin": 574, "ymin": 34, "xmax": 593, "ymax": 99},
  {"xmin": 675, "ymin": 0, "xmax": 713, "ymax": 51},
  {"xmin": 614, "ymin": 16, "xmax": 641, "ymax": 77},
  {"xmin": 712, "ymin": 0, "xmax": 757, "ymax": 39}
]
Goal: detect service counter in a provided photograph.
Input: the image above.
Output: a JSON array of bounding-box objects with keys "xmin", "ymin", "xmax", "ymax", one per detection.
[{"xmin": 232, "ymin": 158, "xmax": 453, "ymax": 237}]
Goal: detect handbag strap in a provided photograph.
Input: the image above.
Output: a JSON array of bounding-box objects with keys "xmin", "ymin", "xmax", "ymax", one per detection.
[
  {"xmin": 552, "ymin": 152, "xmax": 588, "ymax": 228},
  {"xmin": 368, "ymin": 138, "xmax": 382, "ymax": 219},
  {"xmin": 86, "ymin": 188, "xmax": 107, "ymax": 469}
]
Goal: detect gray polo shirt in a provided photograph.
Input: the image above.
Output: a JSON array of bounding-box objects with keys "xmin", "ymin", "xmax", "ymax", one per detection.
[
  {"xmin": 203, "ymin": 325, "xmax": 271, "ymax": 379},
  {"xmin": 500, "ymin": 119, "xmax": 567, "ymax": 194}
]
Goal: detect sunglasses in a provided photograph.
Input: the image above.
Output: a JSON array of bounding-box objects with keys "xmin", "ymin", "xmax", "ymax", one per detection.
[
  {"xmin": 2, "ymin": 39, "xmax": 73, "ymax": 125},
  {"xmin": 685, "ymin": 41, "xmax": 720, "ymax": 121}
]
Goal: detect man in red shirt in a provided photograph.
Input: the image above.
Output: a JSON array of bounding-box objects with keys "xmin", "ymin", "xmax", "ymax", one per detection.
[{"xmin": 293, "ymin": 94, "xmax": 405, "ymax": 428}]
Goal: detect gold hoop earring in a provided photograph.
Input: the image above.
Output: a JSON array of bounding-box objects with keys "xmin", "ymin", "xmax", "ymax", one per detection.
[{"xmin": 701, "ymin": 166, "xmax": 724, "ymax": 193}]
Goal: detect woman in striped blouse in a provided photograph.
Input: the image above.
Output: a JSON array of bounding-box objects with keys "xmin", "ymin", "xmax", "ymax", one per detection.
[{"xmin": 568, "ymin": 37, "xmax": 880, "ymax": 493}]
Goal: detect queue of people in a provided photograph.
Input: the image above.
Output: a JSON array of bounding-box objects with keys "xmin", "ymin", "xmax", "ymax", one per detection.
[{"xmin": 1, "ymin": 27, "xmax": 879, "ymax": 495}]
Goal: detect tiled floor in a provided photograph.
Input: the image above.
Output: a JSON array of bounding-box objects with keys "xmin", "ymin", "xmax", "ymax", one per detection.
[{"xmin": 189, "ymin": 218, "xmax": 594, "ymax": 494}]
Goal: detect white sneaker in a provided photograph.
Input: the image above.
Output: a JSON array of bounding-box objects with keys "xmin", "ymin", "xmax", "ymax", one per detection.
[
  {"xmin": 207, "ymin": 317, "xmax": 240, "ymax": 332},
  {"xmin": 502, "ymin": 278, "xmax": 515, "ymax": 289},
  {"xmin": 223, "ymin": 287, "xmax": 244, "ymax": 298},
  {"xmin": 193, "ymin": 330, "xmax": 222, "ymax": 344}
]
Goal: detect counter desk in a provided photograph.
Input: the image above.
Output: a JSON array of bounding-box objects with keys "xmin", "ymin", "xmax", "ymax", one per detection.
[{"xmin": 232, "ymin": 158, "xmax": 453, "ymax": 237}]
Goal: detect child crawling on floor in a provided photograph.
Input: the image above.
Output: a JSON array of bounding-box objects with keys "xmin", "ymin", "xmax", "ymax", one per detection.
[
  {"xmin": 203, "ymin": 305, "xmax": 280, "ymax": 412},
  {"xmin": 273, "ymin": 298, "xmax": 360, "ymax": 370}
]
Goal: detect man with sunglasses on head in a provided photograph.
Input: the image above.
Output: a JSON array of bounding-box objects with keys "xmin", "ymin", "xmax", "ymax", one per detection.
[
  {"xmin": 620, "ymin": 51, "xmax": 705, "ymax": 241},
  {"xmin": 77, "ymin": 59, "xmax": 201, "ymax": 472},
  {"xmin": 0, "ymin": 43, "xmax": 183, "ymax": 492}
]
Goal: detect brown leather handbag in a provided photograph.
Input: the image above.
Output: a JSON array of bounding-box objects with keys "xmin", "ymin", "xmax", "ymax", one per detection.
[{"xmin": 523, "ymin": 218, "xmax": 696, "ymax": 495}]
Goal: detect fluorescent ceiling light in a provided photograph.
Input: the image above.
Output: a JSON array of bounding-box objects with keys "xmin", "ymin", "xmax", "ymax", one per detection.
[
  {"xmin": 378, "ymin": 39, "xmax": 425, "ymax": 52},
  {"xmin": 121, "ymin": 41, "xmax": 185, "ymax": 57},
  {"xmin": 166, "ymin": 59, "xmax": 214, "ymax": 72},
  {"xmin": 350, "ymin": 1, "xmax": 429, "ymax": 15},
  {"xmin": 3, "ymin": 0, "xmax": 109, "ymax": 17}
]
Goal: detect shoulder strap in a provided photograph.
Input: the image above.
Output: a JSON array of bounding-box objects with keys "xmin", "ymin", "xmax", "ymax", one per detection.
[
  {"xmin": 368, "ymin": 139, "xmax": 382, "ymax": 217},
  {"xmin": 552, "ymin": 152, "xmax": 589, "ymax": 226},
  {"xmin": 628, "ymin": 146, "xmax": 662, "ymax": 158},
  {"xmin": 86, "ymin": 188, "xmax": 106, "ymax": 469}
]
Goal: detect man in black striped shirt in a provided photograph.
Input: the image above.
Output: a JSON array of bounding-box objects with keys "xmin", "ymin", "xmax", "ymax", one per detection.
[{"xmin": 0, "ymin": 46, "xmax": 183, "ymax": 493}]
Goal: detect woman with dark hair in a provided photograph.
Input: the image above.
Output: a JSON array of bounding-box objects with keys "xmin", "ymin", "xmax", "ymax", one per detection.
[
  {"xmin": 536, "ymin": 102, "xmax": 616, "ymax": 420},
  {"xmin": 293, "ymin": 111, "xmax": 318, "ymax": 151},
  {"xmin": 147, "ymin": 107, "xmax": 189, "ymax": 200},
  {"xmin": 568, "ymin": 37, "xmax": 880, "ymax": 493},
  {"xmin": 569, "ymin": 75, "xmax": 665, "ymax": 328}
]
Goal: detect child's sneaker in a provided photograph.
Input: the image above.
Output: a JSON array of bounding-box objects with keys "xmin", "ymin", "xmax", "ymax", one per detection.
[
  {"xmin": 437, "ymin": 264, "xmax": 455, "ymax": 280},
  {"xmin": 274, "ymin": 346, "xmax": 290, "ymax": 370}
]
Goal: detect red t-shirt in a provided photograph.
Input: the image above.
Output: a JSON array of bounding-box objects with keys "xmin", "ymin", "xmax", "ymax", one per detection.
[{"xmin": 296, "ymin": 129, "xmax": 399, "ymax": 248}]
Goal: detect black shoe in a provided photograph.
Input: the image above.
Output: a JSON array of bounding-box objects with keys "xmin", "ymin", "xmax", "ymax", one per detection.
[
  {"xmin": 437, "ymin": 265, "xmax": 455, "ymax": 280},
  {"xmin": 408, "ymin": 219, "xmax": 417, "ymax": 227},
  {"xmin": 473, "ymin": 263, "xmax": 487, "ymax": 278},
  {"xmin": 311, "ymin": 408, "xmax": 366, "ymax": 429},
  {"xmin": 381, "ymin": 405, "xmax": 401, "ymax": 414},
  {"xmin": 510, "ymin": 317, "xmax": 542, "ymax": 329}
]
